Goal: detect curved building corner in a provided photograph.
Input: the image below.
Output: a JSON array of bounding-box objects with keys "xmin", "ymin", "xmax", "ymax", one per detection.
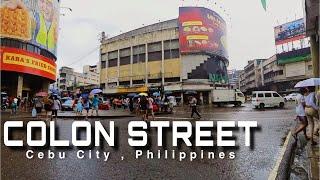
[{"xmin": 0, "ymin": 0, "xmax": 60, "ymax": 98}]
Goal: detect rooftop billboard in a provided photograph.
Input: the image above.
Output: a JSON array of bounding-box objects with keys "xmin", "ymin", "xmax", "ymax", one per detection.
[
  {"xmin": 274, "ymin": 18, "xmax": 305, "ymax": 45},
  {"xmin": 178, "ymin": 7, "xmax": 228, "ymax": 58}
]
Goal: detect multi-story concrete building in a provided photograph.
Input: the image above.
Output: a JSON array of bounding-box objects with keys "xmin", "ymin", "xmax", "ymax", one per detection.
[
  {"xmin": 239, "ymin": 47, "xmax": 313, "ymax": 94},
  {"xmin": 227, "ymin": 69, "xmax": 241, "ymax": 89},
  {"xmin": 239, "ymin": 59, "xmax": 265, "ymax": 93},
  {"xmin": 58, "ymin": 64, "xmax": 100, "ymax": 91},
  {"xmin": 100, "ymin": 7, "xmax": 229, "ymax": 104}
]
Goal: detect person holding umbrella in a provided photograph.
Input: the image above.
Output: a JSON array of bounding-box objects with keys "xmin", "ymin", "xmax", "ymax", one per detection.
[
  {"xmin": 304, "ymin": 86, "xmax": 319, "ymax": 145},
  {"xmin": 91, "ymin": 94, "xmax": 100, "ymax": 116}
]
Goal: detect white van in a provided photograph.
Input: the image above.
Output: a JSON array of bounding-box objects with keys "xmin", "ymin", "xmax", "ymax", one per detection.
[{"xmin": 251, "ymin": 91, "xmax": 285, "ymax": 109}]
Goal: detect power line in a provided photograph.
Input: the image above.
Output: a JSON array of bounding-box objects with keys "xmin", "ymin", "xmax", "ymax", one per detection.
[{"xmin": 66, "ymin": 46, "xmax": 100, "ymax": 66}]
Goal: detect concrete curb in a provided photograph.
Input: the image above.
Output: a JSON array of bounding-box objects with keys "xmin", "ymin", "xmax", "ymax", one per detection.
[{"xmin": 268, "ymin": 132, "xmax": 298, "ymax": 180}]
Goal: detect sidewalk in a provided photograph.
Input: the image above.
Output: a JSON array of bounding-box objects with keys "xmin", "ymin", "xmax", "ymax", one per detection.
[
  {"xmin": 1, "ymin": 109, "xmax": 134, "ymax": 119},
  {"xmin": 307, "ymin": 135, "xmax": 319, "ymax": 180}
]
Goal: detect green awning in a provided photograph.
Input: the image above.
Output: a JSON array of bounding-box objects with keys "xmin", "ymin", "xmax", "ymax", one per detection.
[{"xmin": 277, "ymin": 54, "xmax": 311, "ymax": 64}]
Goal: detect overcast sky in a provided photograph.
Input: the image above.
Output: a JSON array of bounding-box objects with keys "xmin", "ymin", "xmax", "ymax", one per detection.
[{"xmin": 57, "ymin": 0, "xmax": 304, "ymax": 72}]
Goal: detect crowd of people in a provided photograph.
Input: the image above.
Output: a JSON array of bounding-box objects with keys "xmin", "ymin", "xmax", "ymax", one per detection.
[
  {"xmin": 2, "ymin": 91, "xmax": 204, "ymax": 121},
  {"xmin": 293, "ymin": 86, "xmax": 320, "ymax": 145}
]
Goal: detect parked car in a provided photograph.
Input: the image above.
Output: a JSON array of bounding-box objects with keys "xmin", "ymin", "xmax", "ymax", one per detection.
[
  {"xmin": 61, "ymin": 99, "xmax": 74, "ymax": 111},
  {"xmin": 284, "ymin": 93, "xmax": 298, "ymax": 101},
  {"xmin": 252, "ymin": 91, "xmax": 285, "ymax": 109}
]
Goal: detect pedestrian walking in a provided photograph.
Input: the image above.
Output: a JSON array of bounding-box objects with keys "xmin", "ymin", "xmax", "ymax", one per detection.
[
  {"xmin": 304, "ymin": 87, "xmax": 319, "ymax": 145},
  {"xmin": 189, "ymin": 96, "xmax": 201, "ymax": 119},
  {"xmin": 11, "ymin": 97, "xmax": 18, "ymax": 115},
  {"xmin": 43, "ymin": 95, "xmax": 53, "ymax": 120},
  {"xmin": 51, "ymin": 96, "xmax": 61, "ymax": 120},
  {"xmin": 292, "ymin": 88, "xmax": 309, "ymax": 140},
  {"xmin": 91, "ymin": 94, "xmax": 100, "ymax": 116},
  {"xmin": 83, "ymin": 98, "xmax": 90, "ymax": 119},
  {"xmin": 17, "ymin": 96, "xmax": 21, "ymax": 110},
  {"xmin": 147, "ymin": 96, "xmax": 155, "ymax": 121},
  {"xmin": 76, "ymin": 98, "xmax": 83, "ymax": 116},
  {"xmin": 34, "ymin": 97, "xmax": 43, "ymax": 118},
  {"xmin": 140, "ymin": 96, "xmax": 148, "ymax": 121}
]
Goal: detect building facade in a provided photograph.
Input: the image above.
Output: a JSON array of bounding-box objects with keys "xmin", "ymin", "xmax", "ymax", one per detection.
[
  {"xmin": 100, "ymin": 7, "xmax": 229, "ymax": 104},
  {"xmin": 239, "ymin": 48, "xmax": 313, "ymax": 94},
  {"xmin": 1, "ymin": 0, "xmax": 60, "ymax": 98},
  {"xmin": 239, "ymin": 59, "xmax": 265, "ymax": 93},
  {"xmin": 58, "ymin": 65, "xmax": 100, "ymax": 91},
  {"xmin": 227, "ymin": 69, "xmax": 241, "ymax": 89}
]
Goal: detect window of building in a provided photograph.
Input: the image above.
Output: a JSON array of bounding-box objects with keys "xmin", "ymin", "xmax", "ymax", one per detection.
[
  {"xmin": 148, "ymin": 78, "xmax": 162, "ymax": 83},
  {"xmin": 101, "ymin": 53, "xmax": 107, "ymax": 61},
  {"xmin": 148, "ymin": 51, "xmax": 162, "ymax": 61},
  {"xmin": 119, "ymin": 81, "xmax": 130, "ymax": 86},
  {"xmin": 120, "ymin": 56, "xmax": 130, "ymax": 65},
  {"xmin": 101, "ymin": 61, "xmax": 106, "ymax": 69},
  {"xmin": 164, "ymin": 49, "xmax": 180, "ymax": 59},
  {"xmin": 133, "ymin": 53, "xmax": 146, "ymax": 63},
  {"xmin": 133, "ymin": 79, "xmax": 145, "ymax": 84},
  {"xmin": 108, "ymin": 59, "xmax": 117, "ymax": 67},
  {"xmin": 164, "ymin": 77, "xmax": 180, "ymax": 82}
]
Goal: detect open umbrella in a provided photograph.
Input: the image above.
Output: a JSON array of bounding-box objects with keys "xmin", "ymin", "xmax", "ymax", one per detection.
[
  {"xmin": 139, "ymin": 92, "xmax": 148, "ymax": 96},
  {"xmin": 152, "ymin": 92, "xmax": 160, "ymax": 97},
  {"xmin": 294, "ymin": 78, "xmax": 320, "ymax": 88},
  {"xmin": 90, "ymin": 88, "xmax": 102, "ymax": 94},
  {"xmin": 184, "ymin": 90, "xmax": 197, "ymax": 95},
  {"xmin": 127, "ymin": 93, "xmax": 137, "ymax": 98},
  {"xmin": 35, "ymin": 91, "xmax": 48, "ymax": 97},
  {"xmin": 133, "ymin": 95, "xmax": 140, "ymax": 99}
]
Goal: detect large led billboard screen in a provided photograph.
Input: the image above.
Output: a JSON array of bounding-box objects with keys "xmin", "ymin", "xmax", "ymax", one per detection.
[
  {"xmin": 0, "ymin": 0, "xmax": 60, "ymax": 56},
  {"xmin": 178, "ymin": 7, "xmax": 228, "ymax": 58}
]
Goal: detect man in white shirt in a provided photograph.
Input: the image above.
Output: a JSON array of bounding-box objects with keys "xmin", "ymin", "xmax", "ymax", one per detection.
[{"xmin": 305, "ymin": 87, "xmax": 319, "ymax": 145}]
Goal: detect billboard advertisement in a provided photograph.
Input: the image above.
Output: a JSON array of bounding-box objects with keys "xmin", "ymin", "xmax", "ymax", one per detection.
[
  {"xmin": 178, "ymin": 7, "xmax": 228, "ymax": 58},
  {"xmin": 0, "ymin": 0, "xmax": 60, "ymax": 56},
  {"xmin": 0, "ymin": 47, "xmax": 56, "ymax": 81},
  {"xmin": 274, "ymin": 18, "xmax": 305, "ymax": 45}
]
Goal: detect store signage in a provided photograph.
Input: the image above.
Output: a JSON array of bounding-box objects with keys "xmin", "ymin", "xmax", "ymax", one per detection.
[{"xmin": 1, "ymin": 47, "xmax": 56, "ymax": 81}]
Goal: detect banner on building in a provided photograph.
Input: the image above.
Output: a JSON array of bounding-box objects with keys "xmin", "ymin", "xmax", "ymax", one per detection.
[
  {"xmin": 178, "ymin": 7, "xmax": 228, "ymax": 58},
  {"xmin": 0, "ymin": 0, "xmax": 60, "ymax": 56},
  {"xmin": 274, "ymin": 18, "xmax": 305, "ymax": 45},
  {"xmin": 0, "ymin": 47, "xmax": 56, "ymax": 81}
]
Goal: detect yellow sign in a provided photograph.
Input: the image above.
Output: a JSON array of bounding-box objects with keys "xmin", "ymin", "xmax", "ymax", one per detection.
[
  {"xmin": 186, "ymin": 35, "xmax": 209, "ymax": 40},
  {"xmin": 182, "ymin": 21, "xmax": 203, "ymax": 26},
  {"xmin": 117, "ymin": 86, "xmax": 148, "ymax": 93},
  {"xmin": 2, "ymin": 52, "xmax": 56, "ymax": 75}
]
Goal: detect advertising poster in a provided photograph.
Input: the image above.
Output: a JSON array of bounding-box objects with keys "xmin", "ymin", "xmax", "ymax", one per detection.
[
  {"xmin": 274, "ymin": 18, "xmax": 305, "ymax": 45},
  {"xmin": 0, "ymin": 0, "xmax": 60, "ymax": 56},
  {"xmin": 179, "ymin": 7, "xmax": 228, "ymax": 58}
]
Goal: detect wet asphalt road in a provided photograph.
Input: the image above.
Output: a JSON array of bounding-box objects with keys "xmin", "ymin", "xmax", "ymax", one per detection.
[{"xmin": 1, "ymin": 102, "xmax": 296, "ymax": 180}]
